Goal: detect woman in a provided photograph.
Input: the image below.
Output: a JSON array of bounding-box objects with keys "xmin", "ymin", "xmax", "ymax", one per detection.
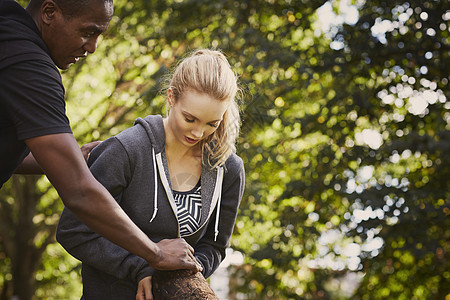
[{"xmin": 56, "ymin": 49, "xmax": 245, "ymax": 299}]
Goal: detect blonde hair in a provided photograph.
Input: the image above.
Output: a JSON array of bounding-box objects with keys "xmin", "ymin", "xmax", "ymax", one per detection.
[{"xmin": 167, "ymin": 49, "xmax": 241, "ymax": 169}]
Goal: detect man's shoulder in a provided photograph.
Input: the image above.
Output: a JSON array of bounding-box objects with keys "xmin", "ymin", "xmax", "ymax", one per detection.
[
  {"xmin": 0, "ymin": 1, "xmax": 53, "ymax": 71},
  {"xmin": 0, "ymin": 40, "xmax": 55, "ymax": 71}
]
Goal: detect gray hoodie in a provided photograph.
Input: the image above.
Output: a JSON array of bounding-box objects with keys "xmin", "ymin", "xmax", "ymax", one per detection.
[{"xmin": 56, "ymin": 115, "xmax": 245, "ymax": 299}]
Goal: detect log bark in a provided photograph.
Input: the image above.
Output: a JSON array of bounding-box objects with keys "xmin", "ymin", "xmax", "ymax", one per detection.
[{"xmin": 152, "ymin": 269, "xmax": 219, "ymax": 299}]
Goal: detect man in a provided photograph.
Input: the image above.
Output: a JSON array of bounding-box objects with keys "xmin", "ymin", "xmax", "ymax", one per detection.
[{"xmin": 0, "ymin": 0, "xmax": 202, "ymax": 272}]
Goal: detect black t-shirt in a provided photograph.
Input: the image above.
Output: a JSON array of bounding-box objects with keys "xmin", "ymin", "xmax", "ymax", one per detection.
[
  {"xmin": 0, "ymin": 0, "xmax": 72, "ymax": 187},
  {"xmin": 0, "ymin": 60, "xmax": 72, "ymax": 186}
]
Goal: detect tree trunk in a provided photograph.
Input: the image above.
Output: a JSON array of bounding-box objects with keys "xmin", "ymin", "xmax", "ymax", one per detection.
[
  {"xmin": 152, "ymin": 269, "xmax": 219, "ymax": 300},
  {"xmin": 12, "ymin": 176, "xmax": 40, "ymax": 300}
]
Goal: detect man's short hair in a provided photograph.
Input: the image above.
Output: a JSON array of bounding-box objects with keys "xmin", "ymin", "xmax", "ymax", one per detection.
[{"xmin": 28, "ymin": 0, "xmax": 112, "ymax": 19}]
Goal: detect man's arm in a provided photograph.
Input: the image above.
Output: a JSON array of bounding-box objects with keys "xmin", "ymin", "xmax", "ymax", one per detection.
[
  {"xmin": 25, "ymin": 132, "xmax": 201, "ymax": 271},
  {"xmin": 14, "ymin": 140, "xmax": 102, "ymax": 174}
]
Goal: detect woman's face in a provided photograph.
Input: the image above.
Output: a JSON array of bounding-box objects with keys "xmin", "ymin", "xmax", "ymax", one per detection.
[{"xmin": 166, "ymin": 89, "xmax": 229, "ymax": 148}]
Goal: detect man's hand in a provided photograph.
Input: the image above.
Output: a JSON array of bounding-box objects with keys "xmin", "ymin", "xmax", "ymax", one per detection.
[
  {"xmin": 149, "ymin": 238, "xmax": 203, "ymax": 272},
  {"xmin": 136, "ymin": 276, "xmax": 153, "ymax": 300},
  {"xmin": 80, "ymin": 141, "xmax": 102, "ymax": 161}
]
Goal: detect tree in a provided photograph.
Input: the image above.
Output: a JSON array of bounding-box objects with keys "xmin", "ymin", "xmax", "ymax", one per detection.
[
  {"xmin": 229, "ymin": 0, "xmax": 449, "ymax": 299},
  {"xmin": 0, "ymin": 176, "xmax": 82, "ymax": 299},
  {"xmin": 1, "ymin": 0, "xmax": 447, "ymax": 299},
  {"xmin": 332, "ymin": 1, "xmax": 449, "ymax": 298}
]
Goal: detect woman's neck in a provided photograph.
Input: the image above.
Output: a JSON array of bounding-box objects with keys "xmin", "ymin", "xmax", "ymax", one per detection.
[
  {"xmin": 163, "ymin": 119, "xmax": 202, "ymax": 191},
  {"xmin": 163, "ymin": 118, "xmax": 202, "ymax": 160}
]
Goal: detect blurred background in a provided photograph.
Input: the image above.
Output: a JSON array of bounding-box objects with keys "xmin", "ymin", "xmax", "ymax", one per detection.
[{"xmin": 0, "ymin": 0, "xmax": 448, "ymax": 299}]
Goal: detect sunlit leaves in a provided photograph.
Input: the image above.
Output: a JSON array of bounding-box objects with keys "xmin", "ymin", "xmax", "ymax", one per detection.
[{"xmin": 1, "ymin": 0, "xmax": 448, "ymax": 298}]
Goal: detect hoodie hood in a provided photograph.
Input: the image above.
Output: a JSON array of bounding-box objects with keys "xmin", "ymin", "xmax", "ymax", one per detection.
[
  {"xmin": 133, "ymin": 115, "xmax": 168, "ymax": 223},
  {"xmin": 134, "ymin": 115, "xmax": 166, "ymax": 154},
  {"xmin": 0, "ymin": 0, "xmax": 53, "ymax": 69}
]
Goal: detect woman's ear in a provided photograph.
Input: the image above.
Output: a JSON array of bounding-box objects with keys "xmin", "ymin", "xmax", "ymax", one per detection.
[{"xmin": 167, "ymin": 88, "xmax": 175, "ymax": 107}]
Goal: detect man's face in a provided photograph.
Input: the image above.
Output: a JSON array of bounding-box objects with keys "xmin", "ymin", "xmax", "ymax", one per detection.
[{"xmin": 41, "ymin": 0, "xmax": 113, "ymax": 69}]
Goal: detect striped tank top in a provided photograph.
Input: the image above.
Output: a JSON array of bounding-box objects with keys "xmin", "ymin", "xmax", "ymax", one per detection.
[{"xmin": 173, "ymin": 180, "xmax": 202, "ymax": 237}]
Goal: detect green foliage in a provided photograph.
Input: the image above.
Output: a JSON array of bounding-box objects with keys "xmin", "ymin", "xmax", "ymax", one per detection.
[
  {"xmin": 329, "ymin": 1, "xmax": 449, "ymax": 298},
  {"xmin": 34, "ymin": 244, "xmax": 82, "ymax": 300},
  {"xmin": 0, "ymin": 0, "xmax": 448, "ymax": 299},
  {"xmin": 0, "ymin": 176, "xmax": 82, "ymax": 299}
]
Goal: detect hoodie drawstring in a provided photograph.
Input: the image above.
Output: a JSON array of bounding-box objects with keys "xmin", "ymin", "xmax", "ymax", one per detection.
[
  {"xmin": 149, "ymin": 148, "xmax": 158, "ymax": 222},
  {"xmin": 214, "ymin": 167, "xmax": 224, "ymax": 241}
]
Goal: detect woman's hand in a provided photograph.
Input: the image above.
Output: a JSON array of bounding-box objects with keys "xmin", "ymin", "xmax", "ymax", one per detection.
[{"xmin": 136, "ymin": 276, "xmax": 153, "ymax": 300}]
